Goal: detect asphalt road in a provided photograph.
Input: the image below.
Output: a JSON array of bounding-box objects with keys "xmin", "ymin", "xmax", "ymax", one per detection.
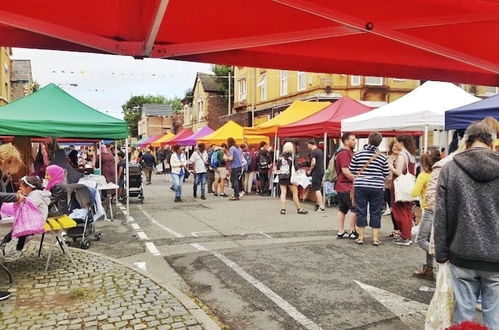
[{"xmin": 92, "ymin": 172, "xmax": 436, "ymax": 329}]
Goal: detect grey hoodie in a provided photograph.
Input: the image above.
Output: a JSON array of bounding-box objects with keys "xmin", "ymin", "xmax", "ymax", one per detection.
[
  {"xmin": 434, "ymin": 147, "xmax": 499, "ymax": 271},
  {"xmin": 27, "ymin": 189, "xmax": 51, "ymax": 219}
]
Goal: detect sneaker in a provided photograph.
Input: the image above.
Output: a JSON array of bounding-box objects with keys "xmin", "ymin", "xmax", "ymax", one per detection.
[
  {"xmin": 193, "ymin": 193, "xmax": 197, "ymax": 198},
  {"xmin": 220, "ymin": 194, "xmax": 229, "ymax": 198},
  {"xmin": 174, "ymin": 197, "xmax": 180, "ymax": 203},
  {"xmin": 170, "ymin": 186, "xmax": 175, "ymax": 191},
  {"xmin": 383, "ymin": 209, "xmax": 392, "ymax": 216},
  {"xmin": 348, "ymin": 231, "xmax": 359, "ymax": 239},
  {"xmin": 201, "ymin": 195, "xmax": 206, "ymax": 200},
  {"xmin": 213, "ymin": 193, "xmax": 218, "ymax": 197},
  {"xmin": 240, "ymin": 191, "xmax": 245, "ymax": 197},
  {"xmin": 314, "ymin": 204, "xmax": 320, "ymax": 211},
  {"xmin": 317, "ymin": 208, "xmax": 325, "ymax": 213},
  {"xmin": 337, "ymin": 232, "xmax": 350, "ymax": 239},
  {"xmin": 4, "ymin": 250, "xmax": 23, "ymax": 261},
  {"xmin": 0, "ymin": 291, "xmax": 11, "ymax": 301},
  {"xmin": 393, "ymin": 238, "xmax": 412, "ymax": 246}
]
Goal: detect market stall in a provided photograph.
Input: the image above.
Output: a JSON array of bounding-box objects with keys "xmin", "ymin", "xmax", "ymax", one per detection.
[
  {"xmin": 177, "ymin": 126, "xmax": 214, "ymax": 146},
  {"xmin": 445, "ymin": 94, "xmax": 499, "ymax": 130},
  {"xmin": 198, "ymin": 121, "xmax": 268, "ymax": 146}
]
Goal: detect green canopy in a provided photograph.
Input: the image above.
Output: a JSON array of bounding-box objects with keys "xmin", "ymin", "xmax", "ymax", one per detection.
[{"xmin": 0, "ymin": 83, "xmax": 128, "ymax": 139}]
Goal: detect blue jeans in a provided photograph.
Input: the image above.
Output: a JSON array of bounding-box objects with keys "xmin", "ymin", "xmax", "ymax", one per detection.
[
  {"xmin": 416, "ymin": 210, "xmax": 435, "ymax": 266},
  {"xmin": 171, "ymin": 173, "xmax": 184, "ymax": 198},
  {"xmin": 194, "ymin": 173, "xmax": 207, "ymax": 196},
  {"xmin": 354, "ymin": 187, "xmax": 384, "ymax": 228},
  {"xmin": 450, "ymin": 264, "xmax": 499, "ymax": 329},
  {"xmin": 230, "ymin": 167, "xmax": 242, "ymax": 198}
]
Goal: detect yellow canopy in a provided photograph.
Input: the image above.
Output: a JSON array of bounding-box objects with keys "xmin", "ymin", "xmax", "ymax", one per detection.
[
  {"xmin": 197, "ymin": 121, "xmax": 269, "ymax": 146},
  {"xmin": 150, "ymin": 132, "xmax": 175, "ymax": 148},
  {"xmin": 243, "ymin": 101, "xmax": 331, "ymax": 136}
]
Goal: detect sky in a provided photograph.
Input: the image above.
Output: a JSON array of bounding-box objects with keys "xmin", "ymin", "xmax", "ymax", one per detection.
[{"xmin": 11, "ymin": 48, "xmax": 212, "ymax": 119}]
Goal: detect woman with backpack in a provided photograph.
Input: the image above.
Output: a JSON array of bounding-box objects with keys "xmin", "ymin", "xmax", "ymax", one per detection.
[{"xmin": 277, "ymin": 142, "xmax": 308, "ymax": 215}]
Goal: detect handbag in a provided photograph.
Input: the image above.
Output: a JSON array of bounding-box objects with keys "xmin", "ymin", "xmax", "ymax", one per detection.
[
  {"xmin": 425, "ymin": 263, "xmax": 455, "ymax": 330},
  {"xmin": 12, "ymin": 198, "xmax": 46, "ymax": 238},
  {"xmin": 351, "ymin": 152, "xmax": 382, "ymax": 206},
  {"xmin": 290, "ymin": 156, "xmax": 299, "ymax": 185},
  {"xmin": 393, "ymin": 152, "xmax": 417, "ymax": 202}
]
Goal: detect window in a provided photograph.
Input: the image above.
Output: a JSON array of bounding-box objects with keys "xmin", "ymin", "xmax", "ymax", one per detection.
[
  {"xmin": 393, "ymin": 78, "xmax": 406, "ymax": 82},
  {"xmin": 238, "ymin": 78, "xmax": 247, "ymax": 101},
  {"xmin": 258, "ymin": 74, "xmax": 267, "ymax": 101},
  {"xmin": 483, "ymin": 86, "xmax": 498, "ymax": 96},
  {"xmin": 297, "ymin": 71, "xmax": 307, "ymax": 91},
  {"xmin": 365, "ymin": 76, "xmax": 383, "ymax": 86},
  {"xmin": 350, "ymin": 75, "xmax": 360, "ymax": 86},
  {"xmin": 280, "ymin": 70, "xmax": 288, "ymax": 96},
  {"xmin": 198, "ymin": 100, "xmax": 205, "ymax": 120}
]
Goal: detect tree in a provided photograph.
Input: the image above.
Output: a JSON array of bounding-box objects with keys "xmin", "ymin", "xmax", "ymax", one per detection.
[
  {"xmin": 122, "ymin": 95, "xmax": 182, "ymax": 137},
  {"xmin": 211, "ymin": 65, "xmax": 234, "ymax": 107},
  {"xmin": 32, "ymin": 81, "xmax": 40, "ymax": 92}
]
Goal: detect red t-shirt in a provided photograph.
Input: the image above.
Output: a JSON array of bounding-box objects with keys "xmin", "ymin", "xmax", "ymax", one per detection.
[{"xmin": 334, "ymin": 149, "xmax": 353, "ymax": 192}]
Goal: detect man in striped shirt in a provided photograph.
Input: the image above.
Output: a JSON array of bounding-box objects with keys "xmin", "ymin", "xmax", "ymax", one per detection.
[{"xmin": 349, "ymin": 132, "xmax": 389, "ymax": 246}]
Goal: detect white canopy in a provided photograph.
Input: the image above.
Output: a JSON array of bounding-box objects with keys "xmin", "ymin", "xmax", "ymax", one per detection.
[{"xmin": 342, "ymin": 81, "xmax": 480, "ymax": 132}]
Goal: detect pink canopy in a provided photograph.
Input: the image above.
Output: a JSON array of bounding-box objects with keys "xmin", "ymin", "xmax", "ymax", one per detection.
[
  {"xmin": 178, "ymin": 126, "xmax": 214, "ymax": 146},
  {"xmin": 138, "ymin": 134, "xmax": 162, "ymax": 148},
  {"xmin": 162, "ymin": 129, "xmax": 193, "ymax": 146},
  {"xmin": 278, "ymin": 97, "xmax": 372, "ymax": 138}
]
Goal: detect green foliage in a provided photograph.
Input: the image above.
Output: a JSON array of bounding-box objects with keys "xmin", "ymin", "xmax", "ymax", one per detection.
[
  {"xmin": 183, "ymin": 88, "xmax": 194, "ymax": 104},
  {"xmin": 210, "ymin": 65, "xmax": 234, "ymax": 106},
  {"xmin": 121, "ymin": 95, "xmax": 181, "ymax": 137}
]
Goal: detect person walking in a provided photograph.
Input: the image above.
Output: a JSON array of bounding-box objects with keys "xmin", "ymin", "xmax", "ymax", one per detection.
[
  {"xmin": 349, "ymin": 132, "xmax": 389, "ymax": 246},
  {"xmin": 98, "ymin": 144, "xmax": 116, "ymax": 184},
  {"xmin": 226, "ymin": 138, "xmax": 243, "ymax": 201},
  {"xmin": 190, "ymin": 143, "xmax": 209, "ymax": 200},
  {"xmin": 141, "ymin": 147, "xmax": 156, "ymax": 185},
  {"xmin": 256, "ymin": 141, "xmax": 271, "ymax": 196},
  {"xmin": 434, "ymin": 123, "xmax": 499, "ymax": 329},
  {"xmin": 242, "ymin": 145, "xmax": 256, "ymax": 194},
  {"xmin": 335, "ymin": 132, "xmax": 358, "ymax": 239},
  {"xmin": 277, "ymin": 142, "xmax": 308, "ymax": 215},
  {"xmin": 306, "ymin": 139, "xmax": 325, "ymax": 212},
  {"xmin": 156, "ymin": 147, "xmax": 165, "ymax": 173},
  {"xmin": 411, "ymin": 149, "xmax": 440, "ymax": 280},
  {"xmin": 385, "ymin": 141, "xmax": 401, "ymax": 238},
  {"xmin": 389, "ymin": 135, "xmax": 417, "ymax": 246},
  {"xmin": 170, "ymin": 145, "xmax": 187, "ymax": 202},
  {"xmin": 206, "ymin": 144, "xmax": 215, "ymax": 194}
]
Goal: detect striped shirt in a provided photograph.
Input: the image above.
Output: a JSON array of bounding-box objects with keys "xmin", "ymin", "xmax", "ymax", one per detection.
[{"xmin": 349, "ymin": 145, "xmax": 389, "ymax": 189}]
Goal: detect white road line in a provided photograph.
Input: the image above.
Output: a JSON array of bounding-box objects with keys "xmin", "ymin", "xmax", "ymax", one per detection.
[
  {"xmin": 131, "ymin": 223, "xmax": 140, "ymax": 230},
  {"xmin": 138, "ymin": 206, "xmax": 184, "ymax": 238},
  {"xmin": 191, "ymin": 231, "xmax": 217, "ymax": 237},
  {"xmin": 259, "ymin": 231, "xmax": 273, "ymax": 239},
  {"xmin": 190, "ymin": 243, "xmax": 322, "ymax": 330},
  {"xmin": 136, "ymin": 231, "xmax": 149, "ymax": 240},
  {"xmin": 145, "ymin": 242, "xmax": 161, "ymax": 256}
]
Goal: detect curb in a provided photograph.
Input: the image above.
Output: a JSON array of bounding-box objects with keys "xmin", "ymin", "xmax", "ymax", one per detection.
[{"xmin": 77, "ymin": 248, "xmax": 221, "ymax": 330}]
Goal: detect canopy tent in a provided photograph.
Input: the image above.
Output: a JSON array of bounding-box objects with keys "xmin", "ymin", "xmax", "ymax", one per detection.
[
  {"xmin": 138, "ymin": 134, "xmax": 162, "ymax": 148},
  {"xmin": 1, "ymin": 2, "xmax": 498, "ymax": 86},
  {"xmin": 178, "ymin": 126, "xmax": 214, "ymax": 146},
  {"xmin": 132, "ymin": 136, "xmax": 148, "ymax": 147},
  {"xmin": 445, "ymin": 94, "xmax": 499, "ymax": 130},
  {"xmin": 244, "ymin": 101, "xmax": 331, "ymax": 136},
  {"xmin": 162, "ymin": 129, "xmax": 193, "ymax": 146},
  {"xmin": 0, "ymin": 83, "xmax": 128, "ymax": 139},
  {"xmin": 278, "ymin": 97, "xmax": 372, "ymax": 138},
  {"xmin": 342, "ymin": 81, "xmax": 480, "ymax": 132},
  {"xmin": 150, "ymin": 132, "xmax": 175, "ymax": 148},
  {"xmin": 198, "ymin": 121, "xmax": 269, "ymax": 146}
]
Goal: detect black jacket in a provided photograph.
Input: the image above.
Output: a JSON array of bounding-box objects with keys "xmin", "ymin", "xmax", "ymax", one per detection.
[
  {"xmin": 48, "ymin": 183, "xmax": 68, "ymax": 217},
  {"xmin": 434, "ymin": 148, "xmax": 499, "ymax": 272},
  {"xmin": 256, "ymin": 150, "xmax": 272, "ymax": 172}
]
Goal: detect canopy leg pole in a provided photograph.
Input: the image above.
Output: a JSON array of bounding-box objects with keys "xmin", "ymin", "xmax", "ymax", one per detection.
[
  {"xmin": 114, "ymin": 142, "xmax": 118, "ymax": 204},
  {"xmin": 323, "ymin": 132, "xmax": 327, "ymax": 208},
  {"xmin": 125, "ymin": 138, "xmax": 130, "ymax": 223},
  {"xmin": 272, "ymin": 132, "xmax": 278, "ymax": 197},
  {"xmin": 423, "ymin": 125, "xmax": 429, "ymax": 153},
  {"xmin": 98, "ymin": 141, "xmax": 102, "ymax": 174}
]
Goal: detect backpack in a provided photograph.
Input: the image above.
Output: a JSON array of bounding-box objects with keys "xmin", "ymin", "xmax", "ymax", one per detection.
[
  {"xmin": 243, "ymin": 152, "xmax": 253, "ymax": 171},
  {"xmin": 325, "ymin": 149, "xmax": 346, "ymax": 182},
  {"xmin": 258, "ymin": 152, "xmax": 269, "ymax": 170},
  {"xmin": 210, "ymin": 150, "xmax": 219, "ymax": 169}
]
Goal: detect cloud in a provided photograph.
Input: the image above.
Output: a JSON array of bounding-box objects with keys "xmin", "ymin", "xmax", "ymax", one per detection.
[{"xmin": 12, "ymin": 48, "xmax": 212, "ymax": 119}]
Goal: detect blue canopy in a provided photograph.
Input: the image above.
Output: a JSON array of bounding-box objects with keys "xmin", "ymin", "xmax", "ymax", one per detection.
[{"xmin": 445, "ymin": 94, "xmax": 499, "ymax": 130}]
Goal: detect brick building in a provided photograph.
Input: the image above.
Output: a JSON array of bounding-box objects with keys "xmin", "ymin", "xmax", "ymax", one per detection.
[
  {"xmin": 137, "ymin": 104, "xmax": 174, "ymax": 138},
  {"xmin": 10, "ymin": 59, "xmax": 33, "ymax": 101}
]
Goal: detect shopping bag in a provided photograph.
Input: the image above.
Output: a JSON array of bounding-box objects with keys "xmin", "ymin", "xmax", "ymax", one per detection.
[
  {"xmin": 424, "ymin": 263, "xmax": 454, "ymax": 330},
  {"xmin": 12, "ymin": 198, "xmax": 46, "ymax": 238},
  {"xmin": 394, "ymin": 173, "xmax": 418, "ymax": 202}
]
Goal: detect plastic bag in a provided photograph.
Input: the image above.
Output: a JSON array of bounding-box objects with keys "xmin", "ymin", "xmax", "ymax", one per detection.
[
  {"xmin": 12, "ymin": 198, "xmax": 46, "ymax": 238},
  {"xmin": 425, "ymin": 263, "xmax": 454, "ymax": 330}
]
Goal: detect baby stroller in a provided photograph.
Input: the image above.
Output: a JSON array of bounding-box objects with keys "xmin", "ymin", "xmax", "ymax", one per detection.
[
  {"xmin": 128, "ymin": 163, "xmax": 144, "ymax": 203},
  {"xmin": 65, "ymin": 184, "xmax": 101, "ymax": 249}
]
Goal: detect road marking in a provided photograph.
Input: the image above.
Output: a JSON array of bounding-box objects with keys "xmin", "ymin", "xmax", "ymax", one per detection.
[
  {"xmin": 136, "ymin": 231, "xmax": 149, "ymax": 240},
  {"xmin": 138, "ymin": 205, "xmax": 184, "ymax": 238},
  {"xmin": 131, "ymin": 223, "xmax": 140, "ymax": 230},
  {"xmin": 133, "ymin": 261, "xmax": 147, "ymax": 272},
  {"xmin": 190, "ymin": 243, "xmax": 322, "ymax": 330},
  {"xmin": 259, "ymin": 231, "xmax": 273, "ymax": 239},
  {"xmin": 354, "ymin": 280, "xmax": 428, "ymax": 328},
  {"xmin": 145, "ymin": 242, "xmax": 161, "ymax": 256},
  {"xmin": 191, "ymin": 231, "xmax": 217, "ymax": 237}
]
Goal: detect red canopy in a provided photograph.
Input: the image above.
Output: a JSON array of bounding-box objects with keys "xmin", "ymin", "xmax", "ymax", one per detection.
[
  {"xmin": 1, "ymin": 1, "xmax": 498, "ymax": 86},
  {"xmin": 278, "ymin": 97, "xmax": 372, "ymax": 138},
  {"xmin": 162, "ymin": 129, "xmax": 193, "ymax": 146}
]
